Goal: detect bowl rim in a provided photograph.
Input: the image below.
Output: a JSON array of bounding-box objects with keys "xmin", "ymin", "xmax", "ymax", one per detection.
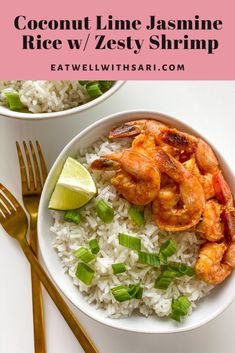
[
  {"xmin": 38, "ymin": 109, "xmax": 235, "ymax": 333},
  {"xmin": 0, "ymin": 81, "xmax": 125, "ymax": 120}
]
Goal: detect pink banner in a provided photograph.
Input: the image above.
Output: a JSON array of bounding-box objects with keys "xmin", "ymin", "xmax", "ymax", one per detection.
[{"xmin": 0, "ymin": 0, "xmax": 234, "ymax": 79}]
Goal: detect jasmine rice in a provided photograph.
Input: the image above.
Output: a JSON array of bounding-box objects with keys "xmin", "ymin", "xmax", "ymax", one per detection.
[
  {"xmin": 50, "ymin": 137, "xmax": 214, "ymax": 319},
  {"xmin": 0, "ymin": 80, "xmax": 113, "ymax": 113}
]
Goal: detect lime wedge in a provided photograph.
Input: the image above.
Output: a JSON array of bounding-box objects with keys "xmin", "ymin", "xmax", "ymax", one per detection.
[{"xmin": 49, "ymin": 157, "xmax": 96, "ymax": 210}]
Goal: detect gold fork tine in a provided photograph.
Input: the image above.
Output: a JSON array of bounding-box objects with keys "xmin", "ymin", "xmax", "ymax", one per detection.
[
  {"xmin": 16, "ymin": 142, "xmax": 29, "ymax": 192},
  {"xmin": 0, "ymin": 199, "xmax": 10, "ymax": 217},
  {"xmin": 0, "ymin": 193, "xmax": 15, "ymax": 213},
  {"xmin": 0, "ymin": 209, "xmax": 5, "ymax": 222},
  {"xmin": 23, "ymin": 142, "xmax": 35, "ymax": 191},
  {"xmin": 0, "ymin": 184, "xmax": 20, "ymax": 209},
  {"xmin": 36, "ymin": 141, "xmax": 48, "ymax": 184},
  {"xmin": 29, "ymin": 141, "xmax": 42, "ymax": 191}
]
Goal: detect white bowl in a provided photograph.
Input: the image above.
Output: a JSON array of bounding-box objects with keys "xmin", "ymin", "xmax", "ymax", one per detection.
[
  {"xmin": 38, "ymin": 110, "xmax": 235, "ymax": 333},
  {"xmin": 0, "ymin": 81, "xmax": 124, "ymax": 120}
]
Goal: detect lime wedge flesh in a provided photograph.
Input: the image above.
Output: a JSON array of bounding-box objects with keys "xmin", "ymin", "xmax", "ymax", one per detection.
[{"xmin": 49, "ymin": 157, "xmax": 96, "ymax": 211}]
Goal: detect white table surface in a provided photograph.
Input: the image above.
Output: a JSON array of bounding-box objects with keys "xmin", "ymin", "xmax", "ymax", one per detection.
[{"xmin": 0, "ymin": 81, "xmax": 235, "ymax": 353}]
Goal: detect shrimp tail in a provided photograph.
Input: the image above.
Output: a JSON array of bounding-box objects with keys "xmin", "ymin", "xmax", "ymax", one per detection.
[
  {"xmin": 213, "ymin": 171, "xmax": 233, "ymax": 207},
  {"xmin": 90, "ymin": 158, "xmax": 121, "ymax": 171},
  {"xmin": 109, "ymin": 119, "xmax": 167, "ymax": 140},
  {"xmin": 109, "ymin": 121, "xmax": 145, "ymax": 139},
  {"xmin": 159, "ymin": 128, "xmax": 198, "ymax": 153}
]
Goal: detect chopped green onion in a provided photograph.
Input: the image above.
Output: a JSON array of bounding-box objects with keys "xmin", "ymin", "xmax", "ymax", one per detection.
[
  {"xmin": 4, "ymin": 92, "xmax": 24, "ymax": 111},
  {"xmin": 171, "ymin": 296, "xmax": 191, "ymax": 322},
  {"xmin": 160, "ymin": 240, "xmax": 177, "ymax": 259},
  {"xmin": 86, "ymin": 83, "xmax": 103, "ymax": 97},
  {"xmin": 154, "ymin": 269, "xmax": 176, "ymax": 290},
  {"xmin": 134, "ymin": 286, "xmax": 143, "ymax": 299},
  {"xmin": 96, "ymin": 199, "xmax": 114, "ymax": 223},
  {"xmin": 169, "ymin": 263, "xmax": 195, "ymax": 277},
  {"xmin": 159, "ymin": 253, "xmax": 168, "ymax": 264},
  {"xmin": 111, "ymin": 284, "xmax": 143, "ymax": 302},
  {"xmin": 118, "ymin": 233, "xmax": 141, "ymax": 251},
  {"xmin": 75, "ymin": 263, "xmax": 94, "ymax": 285},
  {"xmin": 128, "ymin": 206, "xmax": 144, "ymax": 227},
  {"xmin": 74, "ymin": 247, "xmax": 96, "ymax": 263},
  {"xmin": 99, "ymin": 81, "xmax": 113, "ymax": 91},
  {"xmin": 154, "ymin": 263, "xmax": 194, "ymax": 291},
  {"xmin": 64, "ymin": 210, "xmax": 81, "ymax": 224},
  {"xmin": 128, "ymin": 284, "xmax": 143, "ymax": 299},
  {"xmin": 111, "ymin": 285, "xmax": 132, "ymax": 302},
  {"xmin": 112, "ymin": 263, "xmax": 126, "ymax": 274},
  {"xmin": 138, "ymin": 251, "xmax": 160, "ymax": 267},
  {"xmin": 154, "ymin": 275, "xmax": 173, "ymax": 290},
  {"xmin": 89, "ymin": 239, "xmax": 100, "ymax": 255}
]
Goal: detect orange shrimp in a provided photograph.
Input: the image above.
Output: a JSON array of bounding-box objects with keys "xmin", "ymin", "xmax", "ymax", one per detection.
[
  {"xmin": 196, "ymin": 200, "xmax": 224, "ymax": 242},
  {"xmin": 152, "ymin": 150, "xmax": 205, "ymax": 231},
  {"xmin": 109, "ymin": 119, "xmax": 179, "ymax": 159},
  {"xmin": 109, "ymin": 119, "xmax": 167, "ymax": 141},
  {"xmin": 195, "ymin": 242, "xmax": 232, "ymax": 284},
  {"xmin": 195, "ymin": 172, "xmax": 235, "ymax": 284},
  {"xmin": 90, "ymin": 150, "xmax": 161, "ymax": 205}
]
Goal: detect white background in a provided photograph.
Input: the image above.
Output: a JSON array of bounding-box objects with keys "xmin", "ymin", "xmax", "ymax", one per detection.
[{"xmin": 0, "ymin": 81, "xmax": 235, "ymax": 353}]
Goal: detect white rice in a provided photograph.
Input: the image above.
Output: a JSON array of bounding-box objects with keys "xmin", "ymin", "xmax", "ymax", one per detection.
[
  {"xmin": 50, "ymin": 137, "xmax": 214, "ymax": 319},
  {"xmin": 0, "ymin": 80, "xmax": 91, "ymax": 113}
]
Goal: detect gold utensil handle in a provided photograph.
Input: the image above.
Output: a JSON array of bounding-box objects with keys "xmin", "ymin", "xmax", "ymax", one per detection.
[
  {"xmin": 30, "ymin": 227, "xmax": 46, "ymax": 353},
  {"xmin": 20, "ymin": 237, "xmax": 99, "ymax": 353}
]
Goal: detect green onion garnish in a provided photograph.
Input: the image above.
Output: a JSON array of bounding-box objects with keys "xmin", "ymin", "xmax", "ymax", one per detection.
[
  {"xmin": 75, "ymin": 263, "xmax": 94, "ymax": 285},
  {"xmin": 64, "ymin": 210, "xmax": 81, "ymax": 224},
  {"xmin": 111, "ymin": 285, "xmax": 132, "ymax": 302},
  {"xmin": 98, "ymin": 81, "xmax": 113, "ymax": 90},
  {"xmin": 128, "ymin": 206, "xmax": 144, "ymax": 227},
  {"xmin": 171, "ymin": 296, "xmax": 191, "ymax": 322},
  {"xmin": 154, "ymin": 269, "xmax": 177, "ymax": 290},
  {"xmin": 89, "ymin": 239, "xmax": 100, "ymax": 255},
  {"xmin": 112, "ymin": 263, "xmax": 126, "ymax": 274},
  {"xmin": 128, "ymin": 284, "xmax": 143, "ymax": 299},
  {"xmin": 160, "ymin": 240, "xmax": 177, "ymax": 259},
  {"xmin": 118, "ymin": 233, "xmax": 141, "ymax": 251},
  {"xmin": 96, "ymin": 199, "xmax": 114, "ymax": 224},
  {"xmin": 169, "ymin": 263, "xmax": 195, "ymax": 277},
  {"xmin": 134, "ymin": 286, "xmax": 143, "ymax": 299},
  {"xmin": 154, "ymin": 264, "xmax": 195, "ymax": 290},
  {"xmin": 74, "ymin": 247, "xmax": 96, "ymax": 263},
  {"xmin": 138, "ymin": 251, "xmax": 160, "ymax": 267},
  {"xmin": 4, "ymin": 92, "xmax": 24, "ymax": 111},
  {"xmin": 86, "ymin": 83, "xmax": 103, "ymax": 97},
  {"xmin": 111, "ymin": 284, "xmax": 143, "ymax": 302}
]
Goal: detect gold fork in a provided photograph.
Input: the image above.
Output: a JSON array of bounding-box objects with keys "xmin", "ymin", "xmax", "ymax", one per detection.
[
  {"xmin": 16, "ymin": 141, "xmax": 47, "ymax": 353},
  {"xmin": 0, "ymin": 183, "xmax": 98, "ymax": 353}
]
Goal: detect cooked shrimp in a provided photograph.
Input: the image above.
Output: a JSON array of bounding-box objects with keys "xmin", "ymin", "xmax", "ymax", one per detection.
[
  {"xmin": 109, "ymin": 119, "xmax": 167, "ymax": 141},
  {"xmin": 109, "ymin": 119, "xmax": 183, "ymax": 158},
  {"xmin": 195, "ymin": 204, "xmax": 235, "ymax": 284},
  {"xmin": 161, "ymin": 132, "xmax": 219, "ymax": 173},
  {"xmin": 213, "ymin": 171, "xmax": 233, "ymax": 207},
  {"xmin": 159, "ymin": 127, "xmax": 198, "ymax": 153},
  {"xmin": 182, "ymin": 138, "xmax": 219, "ymax": 200},
  {"xmin": 195, "ymin": 138, "xmax": 219, "ymax": 175},
  {"xmin": 152, "ymin": 150, "xmax": 205, "ymax": 231},
  {"xmin": 222, "ymin": 208, "xmax": 235, "ymax": 267},
  {"xmin": 196, "ymin": 200, "xmax": 224, "ymax": 242},
  {"xmin": 183, "ymin": 157, "xmax": 215, "ymax": 200},
  {"xmin": 90, "ymin": 150, "xmax": 161, "ymax": 205},
  {"xmin": 195, "ymin": 242, "xmax": 232, "ymax": 284}
]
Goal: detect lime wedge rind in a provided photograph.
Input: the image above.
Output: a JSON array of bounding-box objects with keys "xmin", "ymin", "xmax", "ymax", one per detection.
[{"xmin": 48, "ymin": 157, "xmax": 97, "ymax": 211}]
